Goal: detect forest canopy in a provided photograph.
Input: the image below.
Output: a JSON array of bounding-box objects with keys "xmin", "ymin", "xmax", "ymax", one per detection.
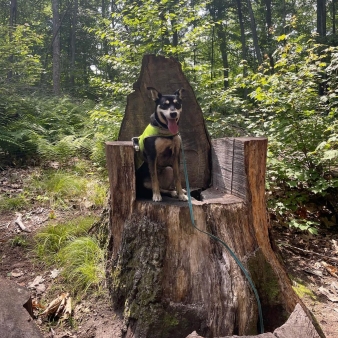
[{"xmin": 1, "ymin": 0, "xmax": 337, "ymax": 232}]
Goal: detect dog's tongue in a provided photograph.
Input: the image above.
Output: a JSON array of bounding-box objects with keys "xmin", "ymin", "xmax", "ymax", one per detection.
[{"xmin": 167, "ymin": 118, "xmax": 178, "ymax": 134}]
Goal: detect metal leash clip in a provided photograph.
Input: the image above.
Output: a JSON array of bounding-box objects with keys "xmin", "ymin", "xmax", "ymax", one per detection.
[{"xmin": 131, "ymin": 137, "xmax": 140, "ymax": 151}]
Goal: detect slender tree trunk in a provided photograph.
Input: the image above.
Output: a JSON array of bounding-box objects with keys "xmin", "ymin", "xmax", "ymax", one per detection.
[
  {"xmin": 317, "ymin": 0, "xmax": 326, "ymax": 37},
  {"xmin": 215, "ymin": 0, "xmax": 229, "ymax": 89},
  {"xmin": 52, "ymin": 0, "xmax": 61, "ymax": 95},
  {"xmin": 70, "ymin": 0, "xmax": 78, "ymax": 88},
  {"xmin": 332, "ymin": 0, "xmax": 336, "ymax": 34},
  {"xmin": 264, "ymin": 0, "xmax": 274, "ymax": 70},
  {"xmin": 8, "ymin": 0, "xmax": 17, "ymax": 80},
  {"xmin": 246, "ymin": 0, "xmax": 263, "ymax": 65},
  {"xmin": 236, "ymin": 0, "xmax": 248, "ymax": 98}
]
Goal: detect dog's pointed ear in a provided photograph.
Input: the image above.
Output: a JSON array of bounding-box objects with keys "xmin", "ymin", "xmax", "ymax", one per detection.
[
  {"xmin": 147, "ymin": 87, "xmax": 162, "ymax": 101},
  {"xmin": 174, "ymin": 88, "xmax": 184, "ymax": 99}
]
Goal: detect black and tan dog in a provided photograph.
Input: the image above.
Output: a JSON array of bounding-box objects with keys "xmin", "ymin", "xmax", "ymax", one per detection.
[{"xmin": 134, "ymin": 87, "xmax": 188, "ymax": 202}]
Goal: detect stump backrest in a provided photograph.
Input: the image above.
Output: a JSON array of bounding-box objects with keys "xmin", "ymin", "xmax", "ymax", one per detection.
[{"xmin": 118, "ymin": 54, "xmax": 211, "ymax": 189}]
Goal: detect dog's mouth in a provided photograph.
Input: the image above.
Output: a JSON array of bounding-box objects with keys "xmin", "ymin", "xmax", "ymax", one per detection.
[{"xmin": 167, "ymin": 118, "xmax": 179, "ymax": 134}]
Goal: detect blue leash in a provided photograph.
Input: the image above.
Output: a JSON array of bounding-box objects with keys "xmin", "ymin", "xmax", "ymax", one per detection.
[{"xmin": 180, "ymin": 141, "xmax": 264, "ymax": 334}]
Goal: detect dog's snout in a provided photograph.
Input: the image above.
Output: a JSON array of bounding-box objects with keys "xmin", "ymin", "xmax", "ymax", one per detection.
[{"xmin": 170, "ymin": 112, "xmax": 177, "ymax": 118}]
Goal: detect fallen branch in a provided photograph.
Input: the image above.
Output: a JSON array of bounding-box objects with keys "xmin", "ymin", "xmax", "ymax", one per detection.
[
  {"xmin": 280, "ymin": 243, "xmax": 338, "ymax": 264},
  {"xmin": 15, "ymin": 213, "xmax": 31, "ymax": 233}
]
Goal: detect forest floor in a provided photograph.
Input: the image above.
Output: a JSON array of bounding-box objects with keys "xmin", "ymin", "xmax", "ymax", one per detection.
[{"xmin": 1, "ymin": 167, "xmax": 338, "ymax": 338}]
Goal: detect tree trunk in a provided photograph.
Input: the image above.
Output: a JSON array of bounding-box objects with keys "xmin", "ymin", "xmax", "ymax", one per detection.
[
  {"xmin": 317, "ymin": 0, "xmax": 326, "ymax": 37},
  {"xmin": 215, "ymin": 0, "xmax": 229, "ymax": 89},
  {"xmin": 333, "ymin": 0, "xmax": 336, "ymax": 35},
  {"xmin": 52, "ymin": 0, "xmax": 61, "ymax": 95},
  {"xmin": 263, "ymin": 0, "xmax": 274, "ymax": 70},
  {"xmin": 70, "ymin": 0, "xmax": 78, "ymax": 88},
  {"xmin": 236, "ymin": 0, "xmax": 248, "ymax": 98},
  {"xmin": 104, "ymin": 56, "xmax": 325, "ymax": 338},
  {"xmin": 8, "ymin": 0, "xmax": 17, "ymax": 80},
  {"xmin": 246, "ymin": 0, "xmax": 263, "ymax": 65}
]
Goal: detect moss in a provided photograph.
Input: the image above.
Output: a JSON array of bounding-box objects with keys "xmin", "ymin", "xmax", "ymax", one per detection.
[{"xmin": 292, "ymin": 280, "xmax": 317, "ymax": 300}]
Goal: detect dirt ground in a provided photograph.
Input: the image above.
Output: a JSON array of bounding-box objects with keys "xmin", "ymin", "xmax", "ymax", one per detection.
[{"xmin": 1, "ymin": 169, "xmax": 338, "ymax": 338}]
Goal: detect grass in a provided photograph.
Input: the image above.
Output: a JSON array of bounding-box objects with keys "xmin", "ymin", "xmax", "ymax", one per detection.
[
  {"xmin": 34, "ymin": 215, "xmax": 104, "ymax": 296},
  {"xmin": 0, "ymin": 164, "xmax": 108, "ymax": 298},
  {"xmin": 34, "ymin": 216, "xmax": 97, "ymax": 263},
  {"xmin": 28, "ymin": 168, "xmax": 108, "ymax": 209},
  {"xmin": 0, "ymin": 194, "xmax": 28, "ymax": 211},
  {"xmin": 58, "ymin": 237, "xmax": 105, "ymax": 294},
  {"xmin": 10, "ymin": 234, "xmax": 29, "ymax": 247}
]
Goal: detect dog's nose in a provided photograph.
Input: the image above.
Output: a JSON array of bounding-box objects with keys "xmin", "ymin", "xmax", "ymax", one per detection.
[{"xmin": 170, "ymin": 112, "xmax": 177, "ymax": 118}]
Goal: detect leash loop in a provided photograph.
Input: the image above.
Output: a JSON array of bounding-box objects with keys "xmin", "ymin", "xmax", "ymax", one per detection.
[{"xmin": 180, "ymin": 138, "xmax": 264, "ymax": 334}]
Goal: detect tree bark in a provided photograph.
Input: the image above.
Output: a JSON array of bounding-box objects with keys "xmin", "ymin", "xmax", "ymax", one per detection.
[
  {"xmin": 317, "ymin": 0, "xmax": 326, "ymax": 37},
  {"xmin": 70, "ymin": 0, "xmax": 78, "ymax": 88},
  {"xmin": 215, "ymin": 0, "xmax": 229, "ymax": 89},
  {"xmin": 246, "ymin": 0, "xmax": 263, "ymax": 66},
  {"xmin": 236, "ymin": 0, "xmax": 248, "ymax": 98},
  {"xmin": 52, "ymin": 0, "xmax": 61, "ymax": 95},
  {"xmin": 8, "ymin": 0, "xmax": 17, "ymax": 80}
]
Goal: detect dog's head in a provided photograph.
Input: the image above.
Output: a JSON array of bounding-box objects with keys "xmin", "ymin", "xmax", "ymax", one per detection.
[{"xmin": 147, "ymin": 87, "xmax": 184, "ymax": 134}]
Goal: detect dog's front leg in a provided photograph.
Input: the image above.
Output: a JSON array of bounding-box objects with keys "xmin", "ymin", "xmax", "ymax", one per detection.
[
  {"xmin": 173, "ymin": 157, "xmax": 188, "ymax": 201},
  {"xmin": 148, "ymin": 159, "xmax": 162, "ymax": 202}
]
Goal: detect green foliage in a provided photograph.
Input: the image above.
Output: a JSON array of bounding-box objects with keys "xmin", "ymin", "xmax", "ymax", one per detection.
[
  {"xmin": 206, "ymin": 32, "xmax": 338, "ymax": 232},
  {"xmin": 0, "ymin": 92, "xmax": 122, "ymax": 169},
  {"xmin": 0, "ymin": 24, "xmax": 43, "ymax": 87}
]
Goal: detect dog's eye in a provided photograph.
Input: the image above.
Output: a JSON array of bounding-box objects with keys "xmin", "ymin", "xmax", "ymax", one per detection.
[{"xmin": 174, "ymin": 102, "xmax": 181, "ymax": 109}]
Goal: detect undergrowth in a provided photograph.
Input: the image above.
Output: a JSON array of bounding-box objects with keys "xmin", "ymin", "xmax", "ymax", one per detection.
[
  {"xmin": 34, "ymin": 216, "xmax": 104, "ymax": 296},
  {"xmin": 0, "ymin": 164, "xmax": 108, "ymax": 212}
]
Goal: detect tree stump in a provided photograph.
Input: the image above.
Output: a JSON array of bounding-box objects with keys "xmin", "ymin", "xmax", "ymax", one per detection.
[{"xmin": 105, "ymin": 55, "xmax": 324, "ymax": 338}]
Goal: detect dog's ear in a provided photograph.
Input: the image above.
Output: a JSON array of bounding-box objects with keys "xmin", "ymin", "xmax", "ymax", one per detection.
[
  {"xmin": 174, "ymin": 88, "xmax": 185, "ymax": 99},
  {"xmin": 147, "ymin": 87, "xmax": 162, "ymax": 101}
]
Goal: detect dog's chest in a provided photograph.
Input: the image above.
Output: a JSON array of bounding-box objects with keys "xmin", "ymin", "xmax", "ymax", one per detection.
[{"xmin": 155, "ymin": 136, "xmax": 181, "ymax": 167}]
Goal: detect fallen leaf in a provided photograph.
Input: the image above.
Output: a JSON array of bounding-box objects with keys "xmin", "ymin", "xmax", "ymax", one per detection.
[
  {"xmin": 36, "ymin": 283, "xmax": 46, "ymax": 294},
  {"xmin": 32, "ymin": 299, "xmax": 46, "ymax": 310},
  {"xmin": 61, "ymin": 297, "xmax": 72, "ymax": 320},
  {"xmin": 11, "ymin": 271, "xmax": 24, "ymax": 278},
  {"xmin": 41, "ymin": 292, "xmax": 69, "ymax": 317},
  {"xmin": 321, "ymin": 261, "xmax": 338, "ymax": 278},
  {"xmin": 28, "ymin": 275, "xmax": 45, "ymax": 288},
  {"xmin": 319, "ymin": 286, "xmax": 338, "ymax": 302},
  {"xmin": 332, "ymin": 240, "xmax": 338, "ymax": 254},
  {"xmin": 50, "ymin": 269, "xmax": 61, "ymax": 279}
]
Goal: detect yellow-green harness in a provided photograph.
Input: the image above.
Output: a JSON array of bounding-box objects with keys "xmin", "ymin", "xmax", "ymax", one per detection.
[{"xmin": 135, "ymin": 124, "xmax": 178, "ymax": 169}]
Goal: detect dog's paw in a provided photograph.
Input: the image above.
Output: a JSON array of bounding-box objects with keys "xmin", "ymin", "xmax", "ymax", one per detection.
[
  {"xmin": 152, "ymin": 193, "xmax": 162, "ymax": 202},
  {"xmin": 178, "ymin": 193, "xmax": 188, "ymax": 201}
]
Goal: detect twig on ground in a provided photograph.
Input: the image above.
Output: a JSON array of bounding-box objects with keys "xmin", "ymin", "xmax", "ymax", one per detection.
[
  {"xmin": 14, "ymin": 213, "xmax": 31, "ymax": 233},
  {"xmin": 280, "ymin": 243, "xmax": 338, "ymax": 264}
]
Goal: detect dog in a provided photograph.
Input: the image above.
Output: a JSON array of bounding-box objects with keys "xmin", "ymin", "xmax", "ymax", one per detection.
[{"xmin": 133, "ymin": 87, "xmax": 188, "ymax": 202}]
